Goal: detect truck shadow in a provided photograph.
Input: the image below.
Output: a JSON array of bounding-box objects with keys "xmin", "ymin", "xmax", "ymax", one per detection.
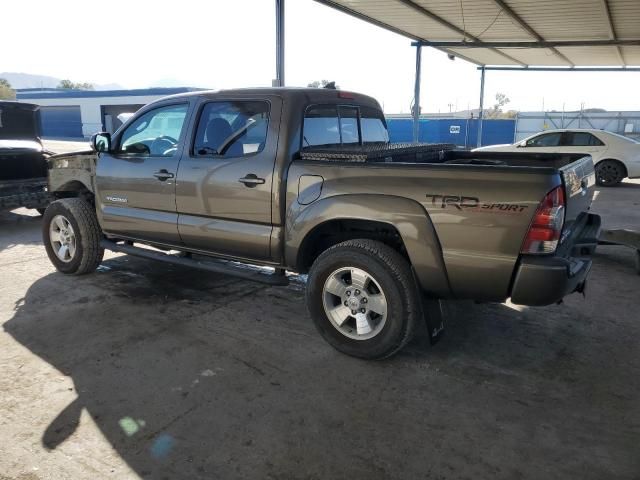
[
  {"xmin": 0, "ymin": 209, "xmax": 42, "ymax": 251},
  {"xmin": 4, "ymin": 252, "xmax": 638, "ymax": 479}
]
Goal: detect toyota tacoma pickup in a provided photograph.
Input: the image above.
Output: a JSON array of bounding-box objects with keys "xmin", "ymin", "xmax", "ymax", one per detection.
[{"xmin": 43, "ymin": 88, "xmax": 600, "ymax": 359}]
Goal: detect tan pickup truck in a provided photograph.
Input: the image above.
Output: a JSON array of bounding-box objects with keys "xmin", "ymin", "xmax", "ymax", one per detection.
[{"xmin": 43, "ymin": 88, "xmax": 600, "ymax": 359}]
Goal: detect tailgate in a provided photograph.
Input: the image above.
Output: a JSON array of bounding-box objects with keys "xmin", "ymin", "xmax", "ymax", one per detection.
[{"xmin": 560, "ymin": 155, "xmax": 596, "ymax": 234}]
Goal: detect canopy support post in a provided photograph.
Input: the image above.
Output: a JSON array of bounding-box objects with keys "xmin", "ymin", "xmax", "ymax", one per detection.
[
  {"xmin": 412, "ymin": 44, "xmax": 422, "ymax": 144},
  {"xmin": 275, "ymin": 0, "xmax": 285, "ymax": 87},
  {"xmin": 477, "ymin": 66, "xmax": 486, "ymax": 147}
]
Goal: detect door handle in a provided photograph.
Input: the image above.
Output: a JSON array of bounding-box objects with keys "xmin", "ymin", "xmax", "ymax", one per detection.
[
  {"xmin": 238, "ymin": 174, "xmax": 265, "ymax": 187},
  {"xmin": 153, "ymin": 169, "xmax": 175, "ymax": 181}
]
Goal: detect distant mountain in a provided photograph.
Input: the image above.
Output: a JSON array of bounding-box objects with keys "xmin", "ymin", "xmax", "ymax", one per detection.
[
  {"xmin": 0, "ymin": 72, "xmax": 60, "ymax": 89},
  {"xmin": 0, "ymin": 72, "xmax": 123, "ymax": 91},
  {"xmin": 97, "ymin": 83, "xmax": 125, "ymax": 91}
]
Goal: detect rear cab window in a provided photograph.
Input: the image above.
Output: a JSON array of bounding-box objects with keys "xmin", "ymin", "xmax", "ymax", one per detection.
[{"xmin": 303, "ymin": 104, "xmax": 389, "ymax": 148}]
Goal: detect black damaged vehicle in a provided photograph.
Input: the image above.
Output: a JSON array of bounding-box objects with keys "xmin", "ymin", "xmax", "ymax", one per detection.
[{"xmin": 0, "ymin": 101, "xmax": 52, "ymax": 214}]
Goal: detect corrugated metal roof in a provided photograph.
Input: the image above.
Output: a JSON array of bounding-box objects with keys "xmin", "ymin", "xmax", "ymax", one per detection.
[{"xmin": 315, "ymin": 0, "xmax": 640, "ymax": 66}]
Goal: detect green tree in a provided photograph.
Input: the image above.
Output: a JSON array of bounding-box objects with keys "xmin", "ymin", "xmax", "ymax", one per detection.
[
  {"xmin": 58, "ymin": 79, "xmax": 94, "ymax": 90},
  {"xmin": 486, "ymin": 92, "xmax": 512, "ymax": 118},
  {"xmin": 0, "ymin": 78, "xmax": 16, "ymax": 100}
]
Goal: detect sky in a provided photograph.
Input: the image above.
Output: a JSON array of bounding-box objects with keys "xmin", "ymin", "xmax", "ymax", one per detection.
[{"xmin": 2, "ymin": 0, "xmax": 640, "ymax": 114}]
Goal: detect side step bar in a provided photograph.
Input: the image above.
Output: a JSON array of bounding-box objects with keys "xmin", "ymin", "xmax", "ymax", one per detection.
[{"xmin": 100, "ymin": 239, "xmax": 289, "ymax": 286}]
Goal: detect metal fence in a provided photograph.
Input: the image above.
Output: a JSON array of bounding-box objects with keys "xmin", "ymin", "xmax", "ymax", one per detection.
[
  {"xmin": 386, "ymin": 117, "xmax": 516, "ymax": 148},
  {"xmin": 387, "ymin": 111, "xmax": 640, "ymax": 147}
]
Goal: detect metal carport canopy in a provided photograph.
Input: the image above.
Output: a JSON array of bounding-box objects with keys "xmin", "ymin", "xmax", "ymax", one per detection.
[
  {"xmin": 311, "ymin": 0, "xmax": 640, "ymax": 144},
  {"xmin": 313, "ymin": 0, "xmax": 640, "ymax": 67}
]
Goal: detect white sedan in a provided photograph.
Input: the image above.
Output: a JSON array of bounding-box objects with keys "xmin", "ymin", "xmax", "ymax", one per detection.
[{"xmin": 474, "ymin": 129, "xmax": 640, "ymax": 186}]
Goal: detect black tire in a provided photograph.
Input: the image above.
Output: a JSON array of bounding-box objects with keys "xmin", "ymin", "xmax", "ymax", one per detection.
[
  {"xmin": 595, "ymin": 160, "xmax": 626, "ymax": 187},
  {"xmin": 306, "ymin": 239, "xmax": 420, "ymax": 359},
  {"xmin": 43, "ymin": 198, "xmax": 104, "ymax": 275}
]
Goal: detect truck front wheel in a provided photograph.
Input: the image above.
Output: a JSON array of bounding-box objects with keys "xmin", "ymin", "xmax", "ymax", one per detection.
[
  {"xmin": 306, "ymin": 239, "xmax": 419, "ymax": 359},
  {"xmin": 43, "ymin": 198, "xmax": 104, "ymax": 275}
]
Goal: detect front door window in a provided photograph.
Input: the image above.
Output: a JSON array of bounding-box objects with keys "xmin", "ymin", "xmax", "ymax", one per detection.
[{"xmin": 119, "ymin": 104, "xmax": 189, "ymax": 156}]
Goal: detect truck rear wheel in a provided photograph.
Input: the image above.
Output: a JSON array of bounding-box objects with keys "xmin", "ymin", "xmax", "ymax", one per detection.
[
  {"xmin": 43, "ymin": 198, "xmax": 104, "ymax": 275},
  {"xmin": 306, "ymin": 239, "xmax": 419, "ymax": 359}
]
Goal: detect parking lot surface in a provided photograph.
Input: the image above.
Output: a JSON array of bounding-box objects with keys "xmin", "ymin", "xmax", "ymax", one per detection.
[{"xmin": 1, "ymin": 181, "xmax": 639, "ymax": 480}]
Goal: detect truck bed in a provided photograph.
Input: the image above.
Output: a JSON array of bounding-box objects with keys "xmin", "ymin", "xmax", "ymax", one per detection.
[
  {"xmin": 300, "ymin": 142, "xmax": 587, "ymax": 170},
  {"xmin": 289, "ymin": 144, "xmax": 596, "ymax": 302}
]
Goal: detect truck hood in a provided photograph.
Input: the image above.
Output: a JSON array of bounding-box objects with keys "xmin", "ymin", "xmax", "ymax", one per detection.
[
  {"xmin": 0, "ymin": 139, "xmax": 43, "ymax": 152},
  {"xmin": 0, "ymin": 101, "xmax": 42, "ymax": 144},
  {"xmin": 48, "ymin": 149, "xmax": 95, "ymax": 160}
]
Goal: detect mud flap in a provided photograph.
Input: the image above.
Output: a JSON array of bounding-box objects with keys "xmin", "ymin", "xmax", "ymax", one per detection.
[{"xmin": 422, "ymin": 296, "xmax": 446, "ymax": 345}]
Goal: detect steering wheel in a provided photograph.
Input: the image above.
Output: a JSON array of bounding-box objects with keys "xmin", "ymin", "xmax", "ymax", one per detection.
[{"xmin": 150, "ymin": 135, "xmax": 178, "ymax": 155}]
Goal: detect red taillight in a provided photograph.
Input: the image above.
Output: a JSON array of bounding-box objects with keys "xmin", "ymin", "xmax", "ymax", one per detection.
[
  {"xmin": 338, "ymin": 91, "xmax": 355, "ymax": 99},
  {"xmin": 521, "ymin": 186, "xmax": 565, "ymax": 254}
]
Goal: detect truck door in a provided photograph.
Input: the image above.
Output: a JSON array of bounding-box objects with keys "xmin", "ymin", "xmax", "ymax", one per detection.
[
  {"xmin": 95, "ymin": 102, "xmax": 190, "ymax": 244},
  {"xmin": 175, "ymin": 98, "xmax": 281, "ymax": 261}
]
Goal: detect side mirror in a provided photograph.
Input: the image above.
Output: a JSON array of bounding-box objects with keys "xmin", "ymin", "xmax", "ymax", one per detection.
[{"xmin": 91, "ymin": 132, "xmax": 112, "ymax": 153}]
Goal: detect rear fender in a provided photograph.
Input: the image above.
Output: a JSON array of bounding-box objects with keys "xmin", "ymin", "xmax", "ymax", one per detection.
[{"xmin": 285, "ymin": 194, "xmax": 452, "ymax": 298}]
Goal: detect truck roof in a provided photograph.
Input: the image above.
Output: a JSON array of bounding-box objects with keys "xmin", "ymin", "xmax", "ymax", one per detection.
[{"xmin": 155, "ymin": 87, "xmax": 382, "ymax": 109}]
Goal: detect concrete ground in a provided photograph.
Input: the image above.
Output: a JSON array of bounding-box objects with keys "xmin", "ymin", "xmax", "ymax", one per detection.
[{"xmin": 0, "ymin": 181, "xmax": 639, "ymax": 480}]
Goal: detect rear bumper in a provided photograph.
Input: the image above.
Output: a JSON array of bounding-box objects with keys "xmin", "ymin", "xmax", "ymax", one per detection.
[{"xmin": 510, "ymin": 213, "xmax": 601, "ymax": 306}]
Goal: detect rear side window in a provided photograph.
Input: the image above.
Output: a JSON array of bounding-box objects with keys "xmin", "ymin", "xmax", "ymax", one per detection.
[
  {"xmin": 303, "ymin": 104, "xmax": 389, "ymax": 147},
  {"xmin": 193, "ymin": 101, "xmax": 269, "ymax": 157},
  {"xmin": 565, "ymin": 132, "xmax": 604, "ymax": 146}
]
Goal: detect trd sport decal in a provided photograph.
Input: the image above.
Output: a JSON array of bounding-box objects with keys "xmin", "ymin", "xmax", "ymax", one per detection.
[{"xmin": 425, "ymin": 194, "xmax": 529, "ymax": 213}]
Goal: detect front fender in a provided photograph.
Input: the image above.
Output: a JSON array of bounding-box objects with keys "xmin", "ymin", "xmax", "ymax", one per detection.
[
  {"xmin": 47, "ymin": 152, "xmax": 96, "ymax": 194},
  {"xmin": 285, "ymin": 194, "xmax": 452, "ymax": 298}
]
